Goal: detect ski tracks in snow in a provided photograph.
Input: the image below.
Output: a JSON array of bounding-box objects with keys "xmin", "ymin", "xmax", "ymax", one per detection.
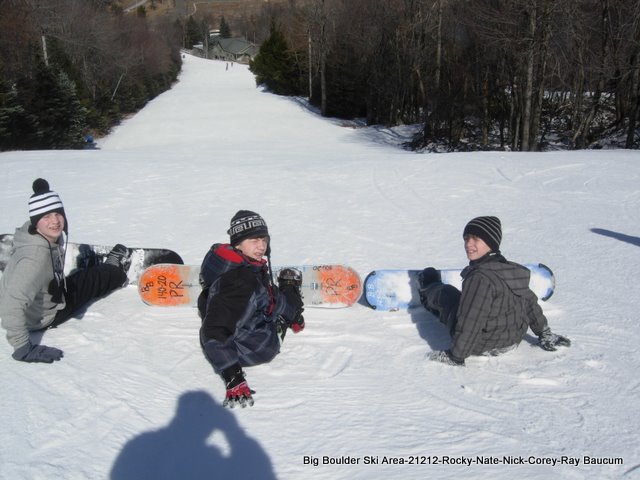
[
  {"xmin": 370, "ymin": 165, "xmax": 427, "ymax": 217},
  {"xmin": 317, "ymin": 346, "xmax": 353, "ymax": 379}
]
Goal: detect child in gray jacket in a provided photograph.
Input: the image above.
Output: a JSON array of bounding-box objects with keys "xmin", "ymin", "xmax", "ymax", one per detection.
[
  {"xmin": 0, "ymin": 179, "xmax": 130, "ymax": 363},
  {"xmin": 419, "ymin": 216, "xmax": 570, "ymax": 366}
]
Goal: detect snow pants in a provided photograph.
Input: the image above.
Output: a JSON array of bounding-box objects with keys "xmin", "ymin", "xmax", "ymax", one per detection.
[
  {"xmin": 419, "ymin": 282, "xmax": 461, "ymax": 337},
  {"xmin": 50, "ymin": 264, "xmax": 127, "ymax": 327}
]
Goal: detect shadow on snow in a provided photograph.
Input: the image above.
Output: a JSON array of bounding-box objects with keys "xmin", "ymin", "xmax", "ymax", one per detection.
[
  {"xmin": 591, "ymin": 228, "xmax": 640, "ymax": 248},
  {"xmin": 110, "ymin": 390, "xmax": 276, "ymax": 480}
]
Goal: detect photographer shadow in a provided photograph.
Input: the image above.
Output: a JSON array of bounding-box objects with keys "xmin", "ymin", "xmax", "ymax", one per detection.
[{"xmin": 110, "ymin": 390, "xmax": 276, "ymax": 480}]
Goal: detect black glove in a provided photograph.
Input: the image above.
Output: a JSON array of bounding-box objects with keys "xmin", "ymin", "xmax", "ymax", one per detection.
[
  {"xmin": 428, "ymin": 349, "xmax": 465, "ymax": 366},
  {"xmin": 538, "ymin": 327, "xmax": 571, "ymax": 351},
  {"xmin": 13, "ymin": 341, "xmax": 64, "ymax": 363},
  {"xmin": 48, "ymin": 277, "xmax": 66, "ymax": 304},
  {"xmin": 221, "ymin": 364, "xmax": 254, "ymax": 408},
  {"xmin": 278, "ymin": 268, "xmax": 304, "ymax": 332}
]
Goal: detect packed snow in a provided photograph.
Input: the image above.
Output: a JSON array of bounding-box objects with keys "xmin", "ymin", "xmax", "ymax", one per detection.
[{"xmin": 1, "ymin": 54, "xmax": 639, "ymax": 480}]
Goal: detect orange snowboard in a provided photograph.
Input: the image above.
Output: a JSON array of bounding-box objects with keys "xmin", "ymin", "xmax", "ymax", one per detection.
[
  {"xmin": 138, "ymin": 264, "xmax": 362, "ymax": 308},
  {"xmin": 138, "ymin": 264, "xmax": 200, "ymax": 307}
]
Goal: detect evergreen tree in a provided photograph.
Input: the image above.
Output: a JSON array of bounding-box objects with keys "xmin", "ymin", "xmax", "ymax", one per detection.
[
  {"xmin": 17, "ymin": 61, "xmax": 87, "ymax": 149},
  {"xmin": 185, "ymin": 16, "xmax": 201, "ymax": 48},
  {"xmin": 219, "ymin": 16, "xmax": 231, "ymax": 38},
  {"xmin": 323, "ymin": 38, "xmax": 367, "ymax": 119},
  {"xmin": 249, "ymin": 23, "xmax": 304, "ymax": 96},
  {"xmin": 55, "ymin": 71, "xmax": 88, "ymax": 148},
  {"xmin": 0, "ymin": 80, "xmax": 37, "ymax": 151}
]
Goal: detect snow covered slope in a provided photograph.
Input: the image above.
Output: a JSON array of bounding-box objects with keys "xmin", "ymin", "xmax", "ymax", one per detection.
[{"xmin": 1, "ymin": 54, "xmax": 639, "ymax": 480}]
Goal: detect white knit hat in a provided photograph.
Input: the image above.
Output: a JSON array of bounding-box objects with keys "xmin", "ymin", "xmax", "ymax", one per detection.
[{"xmin": 29, "ymin": 178, "xmax": 67, "ymax": 233}]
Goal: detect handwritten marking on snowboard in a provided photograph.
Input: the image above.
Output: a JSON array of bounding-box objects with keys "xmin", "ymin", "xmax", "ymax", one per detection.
[
  {"xmin": 313, "ymin": 265, "xmax": 362, "ymax": 306},
  {"xmin": 138, "ymin": 264, "xmax": 198, "ymax": 307}
]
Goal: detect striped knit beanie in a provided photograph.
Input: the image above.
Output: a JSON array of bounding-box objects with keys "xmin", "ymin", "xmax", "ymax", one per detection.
[
  {"xmin": 29, "ymin": 178, "xmax": 67, "ymax": 233},
  {"xmin": 463, "ymin": 216, "xmax": 502, "ymax": 252},
  {"xmin": 227, "ymin": 210, "xmax": 269, "ymax": 246}
]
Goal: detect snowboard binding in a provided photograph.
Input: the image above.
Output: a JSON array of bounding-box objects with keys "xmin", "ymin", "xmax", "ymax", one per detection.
[{"xmin": 277, "ymin": 268, "xmax": 303, "ymax": 291}]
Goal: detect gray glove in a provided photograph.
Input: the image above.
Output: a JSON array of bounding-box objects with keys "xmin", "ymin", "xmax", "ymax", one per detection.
[
  {"xmin": 13, "ymin": 341, "xmax": 64, "ymax": 363},
  {"xmin": 428, "ymin": 349, "xmax": 465, "ymax": 366},
  {"xmin": 538, "ymin": 327, "xmax": 571, "ymax": 351}
]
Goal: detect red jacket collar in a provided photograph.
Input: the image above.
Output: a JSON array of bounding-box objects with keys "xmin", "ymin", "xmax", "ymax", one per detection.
[{"xmin": 214, "ymin": 243, "xmax": 266, "ymax": 267}]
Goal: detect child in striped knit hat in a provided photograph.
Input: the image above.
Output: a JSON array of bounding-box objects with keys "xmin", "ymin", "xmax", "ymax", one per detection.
[
  {"xmin": 0, "ymin": 179, "xmax": 131, "ymax": 363},
  {"xmin": 418, "ymin": 216, "xmax": 570, "ymax": 366}
]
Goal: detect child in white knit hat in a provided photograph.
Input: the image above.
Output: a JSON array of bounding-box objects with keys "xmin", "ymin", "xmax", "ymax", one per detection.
[{"xmin": 0, "ymin": 179, "xmax": 130, "ymax": 363}]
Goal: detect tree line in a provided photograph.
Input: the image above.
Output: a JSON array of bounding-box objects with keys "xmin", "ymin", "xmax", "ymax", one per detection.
[
  {"xmin": 250, "ymin": 0, "xmax": 640, "ymax": 151},
  {"xmin": 2, "ymin": 0, "xmax": 638, "ymax": 152},
  {"xmin": 0, "ymin": 0, "xmax": 182, "ymax": 150}
]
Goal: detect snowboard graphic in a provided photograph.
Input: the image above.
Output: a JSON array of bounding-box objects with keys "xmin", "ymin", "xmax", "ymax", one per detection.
[
  {"xmin": 138, "ymin": 264, "xmax": 362, "ymax": 308},
  {"xmin": 364, "ymin": 263, "xmax": 555, "ymax": 311},
  {"xmin": 0, "ymin": 234, "xmax": 183, "ymax": 286}
]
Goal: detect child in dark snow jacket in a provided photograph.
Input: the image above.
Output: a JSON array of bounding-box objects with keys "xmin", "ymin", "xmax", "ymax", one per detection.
[
  {"xmin": 0, "ymin": 179, "xmax": 131, "ymax": 363},
  {"xmin": 418, "ymin": 216, "xmax": 570, "ymax": 366},
  {"xmin": 198, "ymin": 210, "xmax": 304, "ymax": 408}
]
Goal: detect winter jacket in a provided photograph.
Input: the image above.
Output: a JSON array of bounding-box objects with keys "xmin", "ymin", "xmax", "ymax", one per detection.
[
  {"xmin": 450, "ymin": 253, "xmax": 548, "ymax": 360},
  {"xmin": 198, "ymin": 243, "xmax": 298, "ymax": 373},
  {"xmin": 0, "ymin": 222, "xmax": 66, "ymax": 350}
]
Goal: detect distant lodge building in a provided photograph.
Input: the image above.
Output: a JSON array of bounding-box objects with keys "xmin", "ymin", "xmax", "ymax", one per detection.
[{"xmin": 192, "ymin": 34, "xmax": 259, "ymax": 64}]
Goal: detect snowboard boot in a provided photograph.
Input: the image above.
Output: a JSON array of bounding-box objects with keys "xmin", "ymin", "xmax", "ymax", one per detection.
[
  {"xmin": 418, "ymin": 267, "xmax": 441, "ymax": 289},
  {"xmin": 418, "ymin": 267, "xmax": 442, "ymax": 317},
  {"xmin": 104, "ymin": 244, "xmax": 131, "ymax": 273}
]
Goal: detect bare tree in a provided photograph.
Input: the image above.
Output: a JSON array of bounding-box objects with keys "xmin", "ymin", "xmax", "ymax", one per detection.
[
  {"xmin": 305, "ymin": 0, "xmax": 331, "ymax": 115},
  {"xmin": 571, "ymin": 0, "xmax": 612, "ymax": 148},
  {"xmin": 0, "ymin": 0, "xmax": 38, "ymax": 81}
]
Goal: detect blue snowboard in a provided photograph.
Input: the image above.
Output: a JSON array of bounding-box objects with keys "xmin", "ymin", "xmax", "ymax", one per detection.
[{"xmin": 364, "ymin": 263, "xmax": 555, "ymax": 311}]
